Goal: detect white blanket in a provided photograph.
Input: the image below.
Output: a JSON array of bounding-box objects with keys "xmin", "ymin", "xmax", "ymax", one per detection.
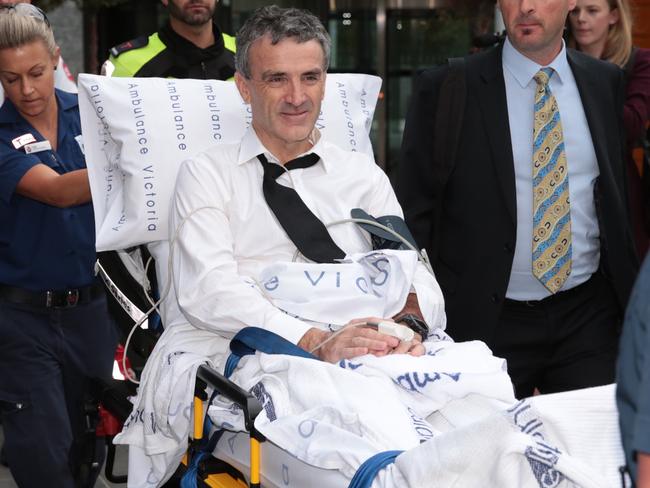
[
  {"xmin": 117, "ymin": 326, "xmax": 623, "ymax": 487},
  {"xmin": 113, "ymin": 323, "xmax": 226, "ymax": 487},
  {"xmin": 210, "ymin": 339, "xmax": 514, "ymax": 479},
  {"xmin": 257, "ymin": 250, "xmax": 419, "ymax": 327},
  {"xmin": 209, "ymin": 349, "xmax": 622, "ymax": 488},
  {"xmin": 113, "ymin": 248, "xmax": 444, "ymax": 487},
  {"xmin": 115, "ymin": 246, "xmax": 622, "ymax": 487}
]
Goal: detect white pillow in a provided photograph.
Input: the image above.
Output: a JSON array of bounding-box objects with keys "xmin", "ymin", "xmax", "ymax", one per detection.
[{"xmin": 78, "ymin": 73, "xmax": 382, "ymax": 251}]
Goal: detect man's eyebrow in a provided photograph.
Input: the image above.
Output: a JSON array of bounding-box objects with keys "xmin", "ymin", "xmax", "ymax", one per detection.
[
  {"xmin": 260, "ymin": 68, "xmax": 324, "ymax": 80},
  {"xmin": 261, "ymin": 70, "xmax": 286, "ymax": 80}
]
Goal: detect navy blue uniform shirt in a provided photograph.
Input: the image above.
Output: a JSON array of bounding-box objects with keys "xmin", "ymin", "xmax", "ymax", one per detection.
[{"xmin": 0, "ymin": 90, "xmax": 96, "ymax": 291}]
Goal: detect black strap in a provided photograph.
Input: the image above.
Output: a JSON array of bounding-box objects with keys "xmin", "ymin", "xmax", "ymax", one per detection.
[
  {"xmin": 430, "ymin": 57, "xmax": 467, "ymax": 256},
  {"xmin": 258, "ymin": 153, "xmax": 345, "ymax": 263}
]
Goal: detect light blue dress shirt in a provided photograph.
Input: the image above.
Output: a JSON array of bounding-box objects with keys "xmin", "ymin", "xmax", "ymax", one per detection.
[{"xmin": 502, "ymin": 38, "xmax": 600, "ymax": 300}]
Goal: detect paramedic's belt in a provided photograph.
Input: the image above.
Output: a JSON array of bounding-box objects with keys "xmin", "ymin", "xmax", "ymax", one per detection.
[{"xmin": 0, "ymin": 283, "xmax": 104, "ymax": 308}]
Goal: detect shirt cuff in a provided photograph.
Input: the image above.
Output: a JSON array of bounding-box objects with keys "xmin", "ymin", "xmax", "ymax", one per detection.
[
  {"xmin": 411, "ymin": 264, "xmax": 447, "ymax": 331},
  {"xmin": 263, "ymin": 308, "xmax": 314, "ymax": 346}
]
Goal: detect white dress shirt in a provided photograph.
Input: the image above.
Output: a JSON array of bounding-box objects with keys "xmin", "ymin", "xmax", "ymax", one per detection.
[
  {"xmin": 170, "ymin": 127, "xmax": 445, "ymax": 349},
  {"xmin": 502, "ymin": 38, "xmax": 600, "ymax": 300}
]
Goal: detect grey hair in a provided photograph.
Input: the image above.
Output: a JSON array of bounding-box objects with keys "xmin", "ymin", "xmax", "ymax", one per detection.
[
  {"xmin": 235, "ymin": 5, "xmax": 331, "ymax": 79},
  {"xmin": 0, "ymin": 11, "xmax": 56, "ymax": 56}
]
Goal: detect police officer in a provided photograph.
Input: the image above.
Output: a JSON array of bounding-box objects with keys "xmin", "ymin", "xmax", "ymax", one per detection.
[
  {"xmin": 0, "ymin": 7, "xmax": 117, "ymax": 487},
  {"xmin": 103, "ymin": 0, "xmax": 235, "ymax": 79}
]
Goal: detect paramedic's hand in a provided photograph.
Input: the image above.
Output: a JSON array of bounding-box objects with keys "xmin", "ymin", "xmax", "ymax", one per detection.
[{"xmin": 298, "ymin": 318, "xmax": 400, "ymax": 363}]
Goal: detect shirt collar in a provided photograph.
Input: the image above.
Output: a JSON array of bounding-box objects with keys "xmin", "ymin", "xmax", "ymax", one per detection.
[
  {"xmin": 237, "ymin": 125, "xmax": 330, "ymax": 173},
  {"xmin": 0, "ymin": 89, "xmax": 76, "ymax": 125},
  {"xmin": 502, "ymin": 37, "xmax": 570, "ymax": 88}
]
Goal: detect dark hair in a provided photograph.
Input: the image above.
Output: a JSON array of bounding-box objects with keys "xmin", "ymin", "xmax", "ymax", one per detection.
[{"xmin": 235, "ymin": 5, "xmax": 331, "ymax": 79}]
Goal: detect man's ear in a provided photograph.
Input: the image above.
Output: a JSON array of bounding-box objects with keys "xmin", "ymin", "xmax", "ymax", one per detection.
[
  {"xmin": 235, "ymin": 72, "xmax": 251, "ymax": 104},
  {"xmin": 161, "ymin": 0, "xmax": 169, "ymax": 7}
]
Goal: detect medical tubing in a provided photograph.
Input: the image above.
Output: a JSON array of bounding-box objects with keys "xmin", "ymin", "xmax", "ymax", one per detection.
[
  {"xmin": 308, "ymin": 321, "xmax": 384, "ymax": 354},
  {"xmin": 325, "ymin": 217, "xmax": 434, "ymax": 275},
  {"xmin": 120, "ymin": 206, "xmax": 221, "ymax": 385}
]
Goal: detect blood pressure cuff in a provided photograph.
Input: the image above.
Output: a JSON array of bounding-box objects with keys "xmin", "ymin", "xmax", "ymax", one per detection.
[{"xmin": 351, "ymin": 208, "xmax": 418, "ymax": 251}]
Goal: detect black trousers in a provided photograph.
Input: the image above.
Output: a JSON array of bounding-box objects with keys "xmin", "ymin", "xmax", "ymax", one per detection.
[
  {"xmin": 0, "ymin": 292, "xmax": 118, "ymax": 488},
  {"xmin": 492, "ymin": 271, "xmax": 621, "ymax": 399}
]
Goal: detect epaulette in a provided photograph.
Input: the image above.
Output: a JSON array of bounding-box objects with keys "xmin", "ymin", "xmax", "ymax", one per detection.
[{"xmin": 110, "ymin": 35, "xmax": 149, "ymax": 58}]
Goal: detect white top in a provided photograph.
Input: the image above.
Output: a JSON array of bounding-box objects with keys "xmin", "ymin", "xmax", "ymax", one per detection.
[
  {"xmin": 502, "ymin": 38, "xmax": 600, "ymax": 300},
  {"xmin": 170, "ymin": 127, "xmax": 446, "ymax": 346}
]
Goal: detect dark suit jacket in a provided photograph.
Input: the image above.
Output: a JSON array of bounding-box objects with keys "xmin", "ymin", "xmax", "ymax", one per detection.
[{"xmin": 396, "ymin": 43, "xmax": 639, "ymax": 343}]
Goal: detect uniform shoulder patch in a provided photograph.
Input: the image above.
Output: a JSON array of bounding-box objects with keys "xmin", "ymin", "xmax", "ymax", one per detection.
[{"xmin": 110, "ymin": 35, "xmax": 149, "ymax": 57}]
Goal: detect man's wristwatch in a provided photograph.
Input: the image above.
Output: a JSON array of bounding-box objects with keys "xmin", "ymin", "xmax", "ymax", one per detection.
[{"xmin": 394, "ymin": 313, "xmax": 429, "ymax": 340}]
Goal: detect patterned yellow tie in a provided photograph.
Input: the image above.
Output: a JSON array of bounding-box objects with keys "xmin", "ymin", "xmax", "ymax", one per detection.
[{"xmin": 532, "ymin": 68, "xmax": 572, "ymax": 294}]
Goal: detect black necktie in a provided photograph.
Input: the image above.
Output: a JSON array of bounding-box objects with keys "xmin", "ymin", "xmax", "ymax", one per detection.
[{"xmin": 258, "ymin": 153, "xmax": 345, "ymax": 263}]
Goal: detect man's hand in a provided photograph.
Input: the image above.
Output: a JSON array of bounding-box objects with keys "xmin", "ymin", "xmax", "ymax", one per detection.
[
  {"xmin": 297, "ymin": 317, "xmax": 425, "ymax": 363},
  {"xmin": 389, "ymin": 333, "xmax": 425, "ymax": 357}
]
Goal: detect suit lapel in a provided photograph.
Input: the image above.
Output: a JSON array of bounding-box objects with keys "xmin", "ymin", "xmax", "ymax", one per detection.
[
  {"xmin": 567, "ymin": 50, "xmax": 610, "ymax": 177},
  {"xmin": 476, "ymin": 46, "xmax": 517, "ymax": 224}
]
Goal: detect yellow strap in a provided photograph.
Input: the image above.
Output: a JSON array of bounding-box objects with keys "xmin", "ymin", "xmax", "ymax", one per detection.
[
  {"xmin": 193, "ymin": 396, "xmax": 204, "ymax": 440},
  {"xmin": 250, "ymin": 437, "xmax": 261, "ymax": 484}
]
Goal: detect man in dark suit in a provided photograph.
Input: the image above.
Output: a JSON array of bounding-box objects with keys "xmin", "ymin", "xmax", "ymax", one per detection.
[{"xmin": 397, "ymin": 0, "xmax": 638, "ymax": 398}]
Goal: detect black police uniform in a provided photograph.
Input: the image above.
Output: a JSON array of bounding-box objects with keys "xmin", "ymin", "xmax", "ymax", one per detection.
[{"xmin": 107, "ymin": 21, "xmax": 235, "ymax": 79}]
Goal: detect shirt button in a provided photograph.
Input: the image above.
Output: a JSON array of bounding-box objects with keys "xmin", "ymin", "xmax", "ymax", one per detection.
[
  {"xmin": 491, "ymin": 293, "xmax": 500, "ymax": 303},
  {"xmin": 503, "ymin": 243, "xmax": 512, "ymax": 253}
]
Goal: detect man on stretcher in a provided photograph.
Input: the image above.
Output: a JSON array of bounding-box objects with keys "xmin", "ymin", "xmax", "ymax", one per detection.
[{"xmin": 170, "ymin": 4, "xmax": 447, "ymax": 366}]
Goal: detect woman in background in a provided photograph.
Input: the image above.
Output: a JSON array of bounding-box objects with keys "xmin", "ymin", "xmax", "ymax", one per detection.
[
  {"xmin": 0, "ymin": 6, "xmax": 116, "ymax": 487},
  {"xmin": 568, "ymin": 0, "xmax": 650, "ymax": 259}
]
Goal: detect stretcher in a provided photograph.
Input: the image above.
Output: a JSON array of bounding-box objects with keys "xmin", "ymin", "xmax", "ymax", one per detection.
[
  {"xmin": 76, "ymin": 72, "xmax": 630, "ymax": 488},
  {"xmin": 93, "ymin": 242, "xmax": 630, "ymax": 488},
  {"xmin": 187, "ymin": 364, "xmax": 349, "ymax": 488},
  {"xmin": 168, "ymin": 328, "xmax": 629, "ymax": 488}
]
